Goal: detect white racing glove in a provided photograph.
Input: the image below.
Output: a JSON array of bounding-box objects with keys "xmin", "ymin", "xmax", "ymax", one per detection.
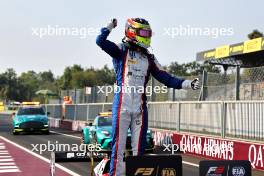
[
  {"xmin": 181, "ymin": 78, "xmax": 200, "ymax": 90},
  {"xmin": 105, "ymin": 18, "xmax": 117, "ymax": 31}
]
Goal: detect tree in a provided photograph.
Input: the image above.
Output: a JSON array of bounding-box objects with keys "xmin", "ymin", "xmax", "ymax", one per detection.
[
  {"xmin": 242, "ymin": 30, "xmax": 264, "ymax": 83},
  {"xmin": 167, "ymin": 61, "xmax": 220, "ymax": 77},
  {"xmin": 61, "ymin": 67, "xmax": 72, "ymax": 89},
  {"xmin": 38, "ymin": 70, "xmax": 57, "ymax": 92},
  {"xmin": 71, "ymin": 64, "xmax": 84, "ymax": 73},
  {"xmin": 19, "ymin": 71, "xmax": 40, "ymax": 101},
  {"xmin": 185, "ymin": 61, "xmax": 202, "ymax": 76},
  {"xmin": 0, "ymin": 73, "xmax": 7, "ymax": 99},
  {"xmin": 202, "ymin": 63, "xmax": 221, "ymax": 73},
  {"xmin": 0, "ymin": 74, "xmax": 6, "ymax": 85},
  {"xmin": 167, "ymin": 61, "xmax": 188, "ymax": 76},
  {"xmin": 58, "ymin": 64, "xmax": 115, "ymax": 89},
  {"xmin": 71, "ymin": 72, "xmax": 87, "ymax": 88},
  {"xmin": 0, "ymin": 69, "xmax": 20, "ymax": 101},
  {"xmin": 40, "ymin": 70, "xmax": 55, "ymax": 83},
  {"xmin": 94, "ymin": 65, "xmax": 115, "ymax": 85},
  {"xmin": 248, "ymin": 30, "xmax": 263, "ymax": 39}
]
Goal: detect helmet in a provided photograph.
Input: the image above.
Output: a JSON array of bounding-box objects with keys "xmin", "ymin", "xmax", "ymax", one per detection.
[{"xmin": 125, "ymin": 18, "xmax": 152, "ymax": 49}]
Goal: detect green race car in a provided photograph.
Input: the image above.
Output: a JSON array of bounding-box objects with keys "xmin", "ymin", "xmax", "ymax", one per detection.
[
  {"xmin": 81, "ymin": 112, "xmax": 154, "ymax": 153},
  {"xmin": 13, "ymin": 106, "xmax": 49, "ymax": 135}
]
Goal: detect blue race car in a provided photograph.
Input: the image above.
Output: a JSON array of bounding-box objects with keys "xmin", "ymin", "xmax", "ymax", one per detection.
[{"xmin": 13, "ymin": 105, "xmax": 49, "ymax": 135}]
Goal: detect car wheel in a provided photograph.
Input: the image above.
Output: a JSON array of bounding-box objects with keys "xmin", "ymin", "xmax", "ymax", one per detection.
[
  {"xmin": 147, "ymin": 148, "xmax": 154, "ymax": 154},
  {"xmin": 94, "ymin": 133, "xmax": 98, "ymax": 144},
  {"xmin": 80, "ymin": 132, "xmax": 87, "ymax": 151},
  {"xmin": 13, "ymin": 131, "xmax": 19, "ymax": 135},
  {"xmin": 44, "ymin": 131, "xmax": 50, "ymax": 135},
  {"xmin": 81, "ymin": 132, "xmax": 85, "ymax": 144}
]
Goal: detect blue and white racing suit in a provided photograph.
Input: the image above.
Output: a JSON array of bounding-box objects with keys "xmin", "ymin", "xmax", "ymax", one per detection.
[{"xmin": 96, "ymin": 27, "xmax": 185, "ymax": 176}]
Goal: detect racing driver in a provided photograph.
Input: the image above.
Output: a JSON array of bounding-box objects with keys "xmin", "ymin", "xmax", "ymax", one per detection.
[{"xmin": 96, "ymin": 18, "xmax": 199, "ymax": 176}]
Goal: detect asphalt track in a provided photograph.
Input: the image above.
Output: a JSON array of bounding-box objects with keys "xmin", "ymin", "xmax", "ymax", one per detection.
[{"xmin": 0, "ymin": 113, "xmax": 263, "ymax": 176}]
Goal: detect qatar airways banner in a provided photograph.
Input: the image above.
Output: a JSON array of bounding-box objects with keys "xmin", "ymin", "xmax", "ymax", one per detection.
[{"xmin": 153, "ymin": 130, "xmax": 264, "ymax": 171}]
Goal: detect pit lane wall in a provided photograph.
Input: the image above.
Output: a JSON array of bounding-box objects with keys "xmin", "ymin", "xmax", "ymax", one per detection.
[
  {"xmin": 48, "ymin": 117, "xmax": 264, "ymax": 171},
  {"xmin": 49, "ymin": 118, "xmax": 87, "ymax": 131}
]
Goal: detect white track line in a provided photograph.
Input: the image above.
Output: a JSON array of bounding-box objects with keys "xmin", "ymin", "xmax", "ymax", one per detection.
[
  {"xmin": 0, "ymin": 159, "xmax": 13, "ymax": 162},
  {"xmin": 0, "ymin": 169, "xmax": 20, "ymax": 173},
  {"xmin": 0, "ymin": 152, "xmax": 9, "ymax": 154},
  {"xmin": 0, "ymin": 166, "xmax": 18, "ymax": 169},
  {"xmin": 0, "ymin": 156, "xmax": 11, "ymax": 158},
  {"xmin": 0, "ymin": 162, "xmax": 15, "ymax": 166},
  {"xmin": 51, "ymin": 130, "xmax": 200, "ymax": 168},
  {"xmin": 0, "ymin": 136, "xmax": 81, "ymax": 176},
  {"xmin": 0, "ymin": 142, "xmax": 20, "ymax": 173},
  {"xmin": 50, "ymin": 130, "xmax": 81, "ymax": 139}
]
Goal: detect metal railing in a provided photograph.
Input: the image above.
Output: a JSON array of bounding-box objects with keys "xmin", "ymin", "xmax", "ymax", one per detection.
[
  {"xmin": 44, "ymin": 101, "xmax": 264, "ymax": 142},
  {"xmin": 43, "ymin": 103, "xmax": 112, "ymax": 121},
  {"xmin": 225, "ymin": 101, "xmax": 264, "ymax": 140}
]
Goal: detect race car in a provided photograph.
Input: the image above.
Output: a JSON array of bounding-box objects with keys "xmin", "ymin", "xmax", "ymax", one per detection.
[
  {"xmin": 81, "ymin": 112, "xmax": 154, "ymax": 153},
  {"xmin": 12, "ymin": 102, "xmax": 49, "ymax": 135}
]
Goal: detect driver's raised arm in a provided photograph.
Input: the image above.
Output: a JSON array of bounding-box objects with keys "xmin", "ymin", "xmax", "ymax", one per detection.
[{"xmin": 96, "ymin": 19, "xmax": 122, "ymax": 59}]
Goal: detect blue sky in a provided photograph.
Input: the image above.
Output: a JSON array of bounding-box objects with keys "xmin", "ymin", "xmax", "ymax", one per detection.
[{"xmin": 0, "ymin": 0, "xmax": 263, "ymax": 75}]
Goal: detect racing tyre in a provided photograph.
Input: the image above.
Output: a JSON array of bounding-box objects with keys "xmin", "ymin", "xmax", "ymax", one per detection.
[
  {"xmin": 80, "ymin": 132, "xmax": 87, "ymax": 151},
  {"xmin": 13, "ymin": 131, "xmax": 19, "ymax": 135},
  {"xmin": 44, "ymin": 131, "xmax": 50, "ymax": 135}
]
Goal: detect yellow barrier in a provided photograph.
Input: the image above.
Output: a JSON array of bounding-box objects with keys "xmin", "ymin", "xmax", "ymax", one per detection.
[
  {"xmin": 0, "ymin": 102, "xmax": 4, "ymax": 112},
  {"xmin": 22, "ymin": 102, "xmax": 40, "ymax": 106}
]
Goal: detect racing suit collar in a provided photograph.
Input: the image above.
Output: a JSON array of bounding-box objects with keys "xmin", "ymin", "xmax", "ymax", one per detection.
[{"xmin": 122, "ymin": 38, "xmax": 149, "ymax": 54}]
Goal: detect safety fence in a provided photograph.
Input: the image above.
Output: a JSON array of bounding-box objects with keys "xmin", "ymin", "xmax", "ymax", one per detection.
[
  {"xmin": 59, "ymin": 76, "xmax": 203, "ymax": 104},
  {"xmin": 57, "ymin": 66, "xmax": 264, "ymax": 103},
  {"xmin": 44, "ymin": 101, "xmax": 264, "ymax": 142}
]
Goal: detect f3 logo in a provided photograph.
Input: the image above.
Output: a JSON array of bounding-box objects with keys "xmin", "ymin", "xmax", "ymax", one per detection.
[
  {"xmin": 207, "ymin": 166, "xmax": 225, "ymax": 175},
  {"xmin": 134, "ymin": 168, "xmax": 154, "ymax": 175}
]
